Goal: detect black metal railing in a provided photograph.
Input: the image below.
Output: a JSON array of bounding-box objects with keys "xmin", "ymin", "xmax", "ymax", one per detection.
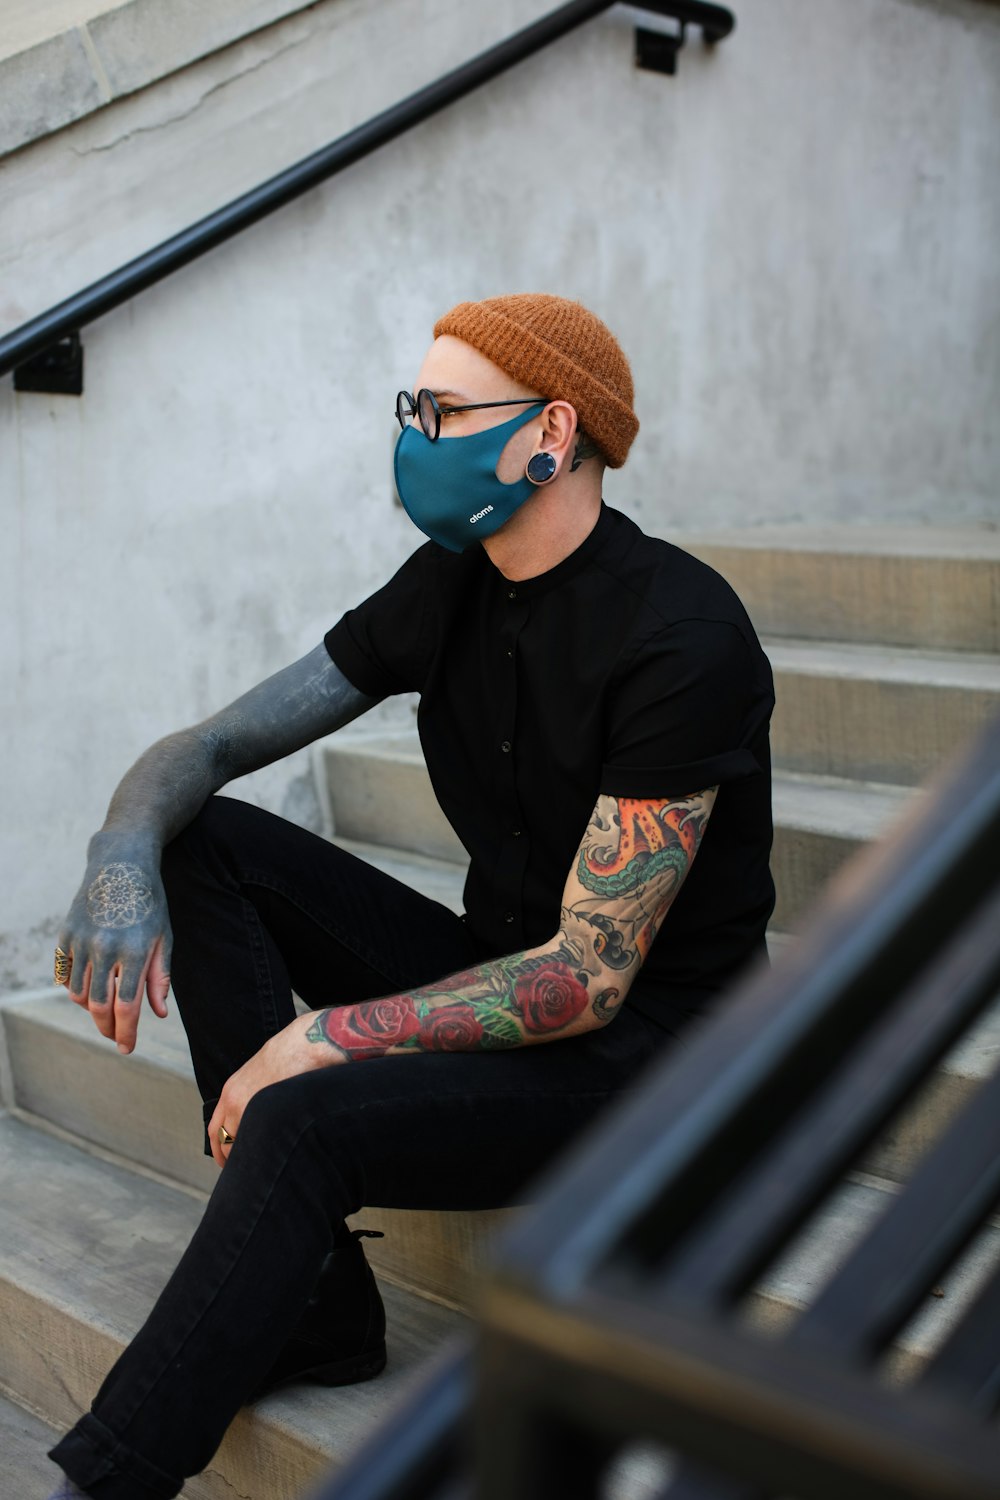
[
  {"xmin": 0, "ymin": 0, "xmax": 734, "ymax": 385},
  {"xmin": 311, "ymin": 712, "xmax": 1000, "ymax": 1500}
]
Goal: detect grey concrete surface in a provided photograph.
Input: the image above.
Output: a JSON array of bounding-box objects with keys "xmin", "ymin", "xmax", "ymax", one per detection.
[
  {"xmin": 3, "ymin": 986, "xmax": 220, "ymax": 1193},
  {"xmin": 0, "ymin": 0, "xmax": 317, "ymax": 154},
  {"xmin": 327, "ymin": 736, "xmax": 469, "ymax": 863},
  {"xmin": 678, "ymin": 527, "xmax": 1000, "ymax": 651},
  {"xmin": 768, "ymin": 638, "xmax": 1000, "ymax": 784},
  {"xmin": 0, "ymin": 1388, "xmax": 62, "ymax": 1500},
  {"xmin": 770, "ymin": 772, "xmax": 917, "ymax": 928},
  {"xmin": 868, "ymin": 991, "xmax": 1000, "ymax": 1184},
  {"xmin": 0, "ymin": 28, "xmax": 107, "ymax": 155},
  {"xmin": 0, "ymin": 1114, "xmax": 470, "ymax": 1500}
]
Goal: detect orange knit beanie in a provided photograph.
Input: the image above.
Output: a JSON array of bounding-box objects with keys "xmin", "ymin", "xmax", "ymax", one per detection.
[{"xmin": 433, "ymin": 293, "xmax": 639, "ymax": 468}]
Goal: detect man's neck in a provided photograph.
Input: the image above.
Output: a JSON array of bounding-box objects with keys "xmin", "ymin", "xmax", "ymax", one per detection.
[{"xmin": 482, "ymin": 488, "xmax": 603, "ymax": 582}]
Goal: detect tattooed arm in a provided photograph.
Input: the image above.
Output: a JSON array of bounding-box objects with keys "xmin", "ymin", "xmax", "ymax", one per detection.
[
  {"xmin": 59, "ymin": 646, "xmax": 379, "ymax": 1053},
  {"xmin": 206, "ymin": 787, "xmax": 717, "ymax": 1163},
  {"xmin": 312, "ymin": 787, "xmax": 718, "ymax": 1055}
]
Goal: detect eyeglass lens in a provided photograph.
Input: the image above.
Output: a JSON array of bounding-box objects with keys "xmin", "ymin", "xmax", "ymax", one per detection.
[
  {"xmin": 395, "ymin": 391, "xmax": 415, "ymax": 432},
  {"xmin": 395, "ymin": 390, "xmax": 441, "ymax": 440},
  {"xmin": 416, "ymin": 389, "xmax": 440, "ymax": 441}
]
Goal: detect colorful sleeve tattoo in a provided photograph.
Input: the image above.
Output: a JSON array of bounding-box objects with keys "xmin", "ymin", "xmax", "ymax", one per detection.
[{"xmin": 306, "ymin": 787, "xmax": 718, "ymax": 1060}]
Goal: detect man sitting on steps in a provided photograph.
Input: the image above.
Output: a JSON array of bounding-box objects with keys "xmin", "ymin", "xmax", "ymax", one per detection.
[{"xmin": 46, "ymin": 293, "xmax": 775, "ymax": 1500}]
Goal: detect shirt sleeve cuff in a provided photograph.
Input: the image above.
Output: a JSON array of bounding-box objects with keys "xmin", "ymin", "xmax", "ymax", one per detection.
[
  {"xmin": 599, "ymin": 748, "xmax": 762, "ymax": 799},
  {"xmin": 324, "ymin": 619, "xmax": 400, "ymax": 700}
]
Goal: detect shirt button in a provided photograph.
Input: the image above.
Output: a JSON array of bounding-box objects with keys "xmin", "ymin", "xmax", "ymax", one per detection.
[
  {"xmin": 507, "ymin": 588, "xmax": 517, "ymax": 600},
  {"xmin": 501, "ymin": 740, "xmax": 511, "ymax": 753},
  {"xmin": 506, "ymin": 648, "xmax": 513, "ymax": 658},
  {"xmin": 504, "ymin": 911, "xmax": 515, "ymax": 923},
  {"xmin": 511, "ymin": 828, "xmax": 522, "ymax": 838}
]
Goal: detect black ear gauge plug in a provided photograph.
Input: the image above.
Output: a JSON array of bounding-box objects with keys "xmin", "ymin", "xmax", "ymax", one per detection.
[{"xmin": 525, "ymin": 452, "xmax": 557, "ymax": 485}]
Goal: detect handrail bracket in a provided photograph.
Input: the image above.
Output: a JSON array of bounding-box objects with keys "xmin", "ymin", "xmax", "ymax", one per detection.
[
  {"xmin": 635, "ymin": 21, "xmax": 687, "ymax": 75},
  {"xmin": 14, "ymin": 332, "xmax": 84, "ymax": 396}
]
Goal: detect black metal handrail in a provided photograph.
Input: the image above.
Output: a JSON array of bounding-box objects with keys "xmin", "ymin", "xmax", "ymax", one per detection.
[{"xmin": 0, "ymin": 0, "xmax": 734, "ymax": 381}]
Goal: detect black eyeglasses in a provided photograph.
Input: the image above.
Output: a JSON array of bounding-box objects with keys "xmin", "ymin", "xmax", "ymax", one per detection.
[{"xmin": 395, "ymin": 389, "xmax": 544, "ymax": 443}]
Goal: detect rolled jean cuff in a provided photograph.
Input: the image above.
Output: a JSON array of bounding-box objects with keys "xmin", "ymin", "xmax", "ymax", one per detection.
[{"xmin": 49, "ymin": 1413, "xmax": 180, "ymax": 1500}]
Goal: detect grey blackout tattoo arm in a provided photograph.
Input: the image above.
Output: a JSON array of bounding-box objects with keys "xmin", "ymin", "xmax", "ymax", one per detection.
[
  {"xmin": 100, "ymin": 646, "xmax": 380, "ymax": 848},
  {"xmin": 61, "ymin": 650, "xmax": 376, "ymax": 1027}
]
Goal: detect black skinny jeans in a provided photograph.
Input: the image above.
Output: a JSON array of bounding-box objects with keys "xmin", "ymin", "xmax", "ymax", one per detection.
[{"xmin": 51, "ymin": 795, "xmax": 680, "ymax": 1498}]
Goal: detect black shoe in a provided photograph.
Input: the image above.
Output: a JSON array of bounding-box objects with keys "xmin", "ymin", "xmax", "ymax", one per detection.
[{"xmin": 251, "ymin": 1226, "xmax": 387, "ymax": 1399}]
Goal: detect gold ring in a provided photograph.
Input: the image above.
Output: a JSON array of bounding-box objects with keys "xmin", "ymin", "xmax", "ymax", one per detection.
[
  {"xmin": 54, "ymin": 947, "xmax": 72, "ymax": 986},
  {"xmin": 218, "ymin": 1125, "xmax": 236, "ymax": 1146}
]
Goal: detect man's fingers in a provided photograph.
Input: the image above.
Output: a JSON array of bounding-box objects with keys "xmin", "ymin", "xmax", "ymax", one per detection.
[
  {"xmin": 89, "ymin": 1003, "xmax": 116, "ymax": 1040},
  {"xmin": 90, "ymin": 959, "xmax": 117, "ymax": 1008},
  {"xmin": 117, "ymin": 956, "xmax": 147, "ymax": 1007},
  {"xmin": 67, "ymin": 954, "xmax": 92, "ymax": 1008},
  {"xmin": 207, "ymin": 1097, "xmax": 238, "ymax": 1169},
  {"xmin": 88, "ymin": 978, "xmax": 117, "ymax": 1039},
  {"xmin": 61, "ymin": 938, "xmax": 165, "ymax": 1049},
  {"xmin": 146, "ymin": 936, "xmax": 171, "ymax": 1019},
  {"xmin": 113, "ymin": 972, "xmax": 142, "ymax": 1054},
  {"xmin": 208, "ymin": 1100, "xmax": 228, "ymax": 1168}
]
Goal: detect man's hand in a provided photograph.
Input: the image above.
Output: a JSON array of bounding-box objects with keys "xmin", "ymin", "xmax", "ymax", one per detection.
[
  {"xmin": 208, "ymin": 1013, "xmax": 336, "ymax": 1167},
  {"xmin": 57, "ymin": 834, "xmax": 172, "ymax": 1055}
]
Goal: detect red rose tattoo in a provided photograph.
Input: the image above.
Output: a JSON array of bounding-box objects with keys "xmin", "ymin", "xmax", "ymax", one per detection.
[
  {"xmin": 418, "ymin": 1003, "xmax": 484, "ymax": 1051},
  {"xmin": 512, "ymin": 960, "xmax": 590, "ymax": 1033},
  {"xmin": 318, "ymin": 996, "xmax": 422, "ymax": 1059}
]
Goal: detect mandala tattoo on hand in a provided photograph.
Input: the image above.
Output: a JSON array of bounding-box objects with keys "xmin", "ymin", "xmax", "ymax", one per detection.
[{"xmin": 87, "ymin": 863, "xmax": 155, "ymax": 929}]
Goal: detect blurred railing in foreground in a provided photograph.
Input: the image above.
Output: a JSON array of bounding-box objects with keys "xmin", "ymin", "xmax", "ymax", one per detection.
[{"xmin": 315, "ymin": 712, "xmax": 1000, "ymax": 1500}]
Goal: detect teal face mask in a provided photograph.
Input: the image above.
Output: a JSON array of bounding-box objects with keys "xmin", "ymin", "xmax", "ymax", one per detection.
[{"xmin": 393, "ymin": 402, "xmax": 546, "ymax": 553}]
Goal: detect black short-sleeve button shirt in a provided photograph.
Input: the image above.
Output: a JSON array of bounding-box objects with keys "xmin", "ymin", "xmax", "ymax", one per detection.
[{"xmin": 325, "ymin": 503, "xmax": 775, "ymax": 1030}]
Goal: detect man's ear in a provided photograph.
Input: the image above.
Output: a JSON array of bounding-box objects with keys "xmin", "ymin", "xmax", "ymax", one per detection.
[{"xmin": 537, "ymin": 400, "xmax": 578, "ymax": 462}]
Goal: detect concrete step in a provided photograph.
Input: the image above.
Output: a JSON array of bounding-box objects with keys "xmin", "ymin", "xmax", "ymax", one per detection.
[
  {"xmin": 868, "ymin": 993, "xmax": 1000, "ymax": 1185},
  {"xmin": 0, "ymin": 1386, "xmax": 62, "ymax": 1500},
  {"xmin": 673, "ymin": 525, "xmax": 1000, "ymax": 652},
  {"xmin": 3, "ymin": 950, "xmax": 996, "ymax": 1332},
  {"xmin": 326, "ymin": 733, "xmax": 467, "ymax": 864},
  {"xmin": 0, "ymin": 968, "xmax": 518, "ymax": 1317},
  {"xmin": 2, "ymin": 985, "xmax": 219, "ymax": 1195},
  {"xmin": 2, "ymin": 1104, "xmax": 994, "ymax": 1500},
  {"xmin": 323, "ymin": 731, "xmax": 920, "ymax": 932},
  {"xmin": 0, "ymin": 1114, "xmax": 470, "ymax": 1500},
  {"xmin": 767, "ymin": 637, "xmax": 1000, "ymax": 785},
  {"xmin": 770, "ymin": 770, "xmax": 917, "ymax": 930},
  {"xmin": 744, "ymin": 1167, "xmax": 1000, "ymax": 1386}
]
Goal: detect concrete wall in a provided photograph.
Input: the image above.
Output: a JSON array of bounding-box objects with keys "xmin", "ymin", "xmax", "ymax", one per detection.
[{"xmin": 2, "ymin": 0, "xmax": 999, "ymax": 986}]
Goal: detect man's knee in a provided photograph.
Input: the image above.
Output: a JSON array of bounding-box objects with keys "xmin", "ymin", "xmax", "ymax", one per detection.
[
  {"xmin": 237, "ymin": 1075, "xmax": 364, "ymax": 1209},
  {"xmin": 161, "ymin": 795, "xmax": 255, "ymax": 894},
  {"xmin": 239, "ymin": 1076, "xmax": 301, "ymax": 1142}
]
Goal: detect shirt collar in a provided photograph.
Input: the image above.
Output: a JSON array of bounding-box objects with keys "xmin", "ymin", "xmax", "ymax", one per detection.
[{"xmin": 483, "ymin": 500, "xmax": 615, "ymax": 600}]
